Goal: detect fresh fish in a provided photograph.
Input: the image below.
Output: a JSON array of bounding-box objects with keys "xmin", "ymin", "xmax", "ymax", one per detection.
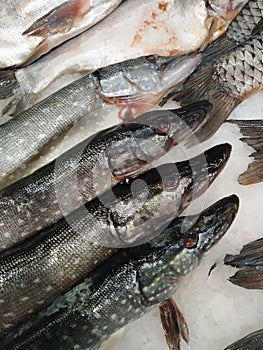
[
  {"xmin": 0, "ymin": 101, "xmax": 210, "ymax": 251},
  {"xmin": 169, "ymin": 28, "xmax": 263, "ymax": 143},
  {"xmin": 228, "ymin": 119, "xmax": 263, "ymax": 185},
  {"xmin": 10, "ymin": 0, "xmax": 211, "ymax": 104},
  {"xmin": 0, "ymin": 0, "xmax": 123, "ymax": 69},
  {"xmin": 0, "ymin": 143, "xmax": 231, "ymax": 335},
  {"xmin": 225, "ymin": 329, "xmax": 263, "ymax": 350},
  {"xmin": 204, "ymin": 0, "xmax": 263, "ymax": 60},
  {"xmin": 0, "ymin": 194, "xmax": 239, "ymax": 350},
  {"xmin": 225, "ymin": 237, "xmax": 263, "ymax": 289},
  {"xmin": 0, "ymin": 53, "xmax": 201, "ymax": 189}
]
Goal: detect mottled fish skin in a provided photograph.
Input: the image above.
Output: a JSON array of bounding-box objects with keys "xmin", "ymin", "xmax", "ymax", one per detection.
[
  {"xmin": 0, "ymin": 144, "xmax": 231, "ymax": 336},
  {"xmin": 0, "ymin": 101, "xmax": 211, "ymax": 251},
  {"xmin": 170, "ymin": 29, "xmax": 263, "ymax": 143},
  {"xmin": 204, "ymin": 0, "xmax": 263, "ymax": 60},
  {"xmin": 0, "ymin": 194, "xmax": 239, "ymax": 350},
  {"xmin": 228, "ymin": 119, "xmax": 263, "ymax": 185},
  {"xmin": 0, "ymin": 0, "xmax": 123, "ymax": 68},
  {"xmin": 225, "ymin": 329, "xmax": 263, "ymax": 350}
]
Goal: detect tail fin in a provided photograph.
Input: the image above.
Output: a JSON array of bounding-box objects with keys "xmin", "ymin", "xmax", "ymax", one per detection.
[
  {"xmin": 229, "ymin": 120, "xmax": 263, "ymax": 185},
  {"xmin": 0, "ymin": 69, "xmax": 19, "ymax": 99},
  {"xmin": 229, "ymin": 266, "xmax": 263, "ymax": 290},
  {"xmin": 169, "ymin": 63, "xmax": 241, "ymax": 144}
]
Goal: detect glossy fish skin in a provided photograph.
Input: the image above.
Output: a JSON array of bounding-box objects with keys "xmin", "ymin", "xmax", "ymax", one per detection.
[
  {"xmin": 170, "ymin": 29, "xmax": 263, "ymax": 143},
  {"xmin": 225, "ymin": 237, "xmax": 263, "ymax": 289},
  {"xmin": 0, "ymin": 101, "xmax": 211, "ymax": 251},
  {"xmin": 225, "ymin": 329, "xmax": 263, "ymax": 350},
  {"xmin": 1, "ymin": 194, "xmax": 239, "ymax": 350},
  {"xmin": 0, "ymin": 0, "xmax": 123, "ymax": 68},
  {"xmin": 229, "ymin": 119, "xmax": 263, "ymax": 185},
  {"xmin": 0, "ymin": 143, "xmax": 231, "ymax": 335}
]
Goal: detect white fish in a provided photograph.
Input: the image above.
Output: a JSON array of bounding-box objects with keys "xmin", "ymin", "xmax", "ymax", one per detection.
[{"xmin": 0, "ymin": 0, "xmax": 123, "ymax": 68}]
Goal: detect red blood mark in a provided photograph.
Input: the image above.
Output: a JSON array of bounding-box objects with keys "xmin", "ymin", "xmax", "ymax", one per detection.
[{"xmin": 158, "ymin": 2, "xmax": 169, "ymax": 11}]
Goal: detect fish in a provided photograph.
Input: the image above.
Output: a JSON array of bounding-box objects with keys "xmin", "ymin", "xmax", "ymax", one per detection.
[
  {"xmin": 203, "ymin": 0, "xmax": 262, "ymax": 59},
  {"xmin": 224, "ymin": 329, "xmax": 263, "ymax": 350},
  {"xmin": 225, "ymin": 237, "xmax": 263, "ymax": 289},
  {"xmin": 169, "ymin": 28, "xmax": 263, "ymax": 144},
  {"xmin": 0, "ymin": 0, "xmax": 123, "ymax": 69},
  {"xmin": 0, "ymin": 53, "xmax": 202, "ymax": 189},
  {"xmin": 7, "ymin": 0, "xmax": 214, "ymax": 106},
  {"xmin": 0, "ymin": 143, "xmax": 231, "ymax": 335},
  {"xmin": 0, "ymin": 101, "xmax": 211, "ymax": 251},
  {"xmin": 228, "ymin": 119, "xmax": 263, "ymax": 185},
  {"xmin": 0, "ymin": 194, "xmax": 240, "ymax": 350}
]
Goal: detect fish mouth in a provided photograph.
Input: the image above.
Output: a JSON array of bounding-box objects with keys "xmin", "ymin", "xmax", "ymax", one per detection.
[{"xmin": 196, "ymin": 194, "xmax": 239, "ymax": 254}]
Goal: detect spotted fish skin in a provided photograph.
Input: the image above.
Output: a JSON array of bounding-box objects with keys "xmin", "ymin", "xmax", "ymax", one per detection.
[
  {"xmin": 0, "ymin": 144, "xmax": 231, "ymax": 336},
  {"xmin": 1, "ymin": 195, "xmax": 239, "ymax": 350},
  {"xmin": 225, "ymin": 329, "xmax": 263, "ymax": 349}
]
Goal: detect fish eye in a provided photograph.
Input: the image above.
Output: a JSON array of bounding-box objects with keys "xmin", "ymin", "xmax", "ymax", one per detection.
[
  {"xmin": 184, "ymin": 233, "xmax": 199, "ymax": 249},
  {"xmin": 146, "ymin": 55, "xmax": 158, "ymax": 63},
  {"xmin": 155, "ymin": 123, "xmax": 171, "ymax": 135},
  {"xmin": 163, "ymin": 174, "xmax": 179, "ymax": 192}
]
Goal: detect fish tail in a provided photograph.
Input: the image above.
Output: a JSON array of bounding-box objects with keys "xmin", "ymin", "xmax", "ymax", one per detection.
[
  {"xmin": 170, "ymin": 63, "xmax": 241, "ymax": 144},
  {"xmin": 229, "ymin": 266, "xmax": 263, "ymax": 290},
  {"xmin": 0, "ymin": 69, "xmax": 19, "ymax": 100}
]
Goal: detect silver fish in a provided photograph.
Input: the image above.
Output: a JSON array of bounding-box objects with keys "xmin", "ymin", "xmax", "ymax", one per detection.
[
  {"xmin": 225, "ymin": 329, "xmax": 263, "ymax": 350},
  {"xmin": 0, "ymin": 0, "xmax": 123, "ymax": 69}
]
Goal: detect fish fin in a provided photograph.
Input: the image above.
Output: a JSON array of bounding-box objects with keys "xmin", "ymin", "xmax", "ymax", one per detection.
[
  {"xmin": 170, "ymin": 63, "xmax": 241, "ymax": 144},
  {"xmin": 225, "ymin": 238, "xmax": 263, "ymax": 267},
  {"xmin": 202, "ymin": 36, "xmax": 238, "ymax": 63},
  {"xmin": 252, "ymin": 18, "xmax": 263, "ymax": 36},
  {"xmin": 159, "ymin": 298, "xmax": 189, "ymax": 350},
  {"xmin": 109, "ymin": 159, "xmax": 149, "ymax": 180},
  {"xmin": 0, "ymin": 69, "xmax": 19, "ymax": 99},
  {"xmin": 22, "ymin": 0, "xmax": 90, "ymax": 37},
  {"xmin": 229, "ymin": 266, "xmax": 263, "ymax": 290}
]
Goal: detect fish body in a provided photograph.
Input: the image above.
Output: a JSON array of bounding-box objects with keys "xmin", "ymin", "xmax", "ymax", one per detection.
[
  {"xmin": 1, "ymin": 194, "xmax": 240, "ymax": 350},
  {"xmin": 0, "ymin": 0, "xmax": 123, "ymax": 68},
  {"xmin": 229, "ymin": 119, "xmax": 263, "ymax": 185},
  {"xmin": 225, "ymin": 329, "xmax": 263, "ymax": 350},
  {"xmin": 13, "ymin": 0, "xmax": 210, "ymax": 101},
  {"xmin": 0, "ymin": 143, "xmax": 231, "ymax": 335},
  {"xmin": 171, "ymin": 29, "xmax": 263, "ymax": 143},
  {"xmin": 225, "ymin": 237, "xmax": 263, "ymax": 289},
  {"xmin": 0, "ymin": 101, "xmax": 210, "ymax": 251}
]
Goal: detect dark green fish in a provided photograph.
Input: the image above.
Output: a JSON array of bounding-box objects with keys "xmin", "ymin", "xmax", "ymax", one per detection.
[
  {"xmin": 0, "ymin": 194, "xmax": 239, "ymax": 350},
  {"xmin": 225, "ymin": 329, "xmax": 263, "ymax": 350},
  {"xmin": 228, "ymin": 119, "xmax": 263, "ymax": 185},
  {"xmin": 0, "ymin": 101, "xmax": 210, "ymax": 251},
  {"xmin": 225, "ymin": 237, "xmax": 263, "ymax": 289},
  {"xmin": 0, "ymin": 143, "xmax": 231, "ymax": 336}
]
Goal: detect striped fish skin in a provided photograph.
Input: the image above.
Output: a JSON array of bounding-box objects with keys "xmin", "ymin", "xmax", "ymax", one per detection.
[
  {"xmin": 0, "ymin": 194, "xmax": 239, "ymax": 350},
  {"xmin": 0, "ymin": 144, "xmax": 231, "ymax": 336},
  {"xmin": 225, "ymin": 329, "xmax": 263, "ymax": 350}
]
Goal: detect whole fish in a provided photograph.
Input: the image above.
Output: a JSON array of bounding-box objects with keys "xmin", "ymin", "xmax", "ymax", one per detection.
[
  {"xmin": 0, "ymin": 101, "xmax": 210, "ymax": 251},
  {"xmin": 0, "ymin": 143, "xmax": 231, "ymax": 335},
  {"xmin": 225, "ymin": 329, "xmax": 263, "ymax": 350},
  {"xmin": 0, "ymin": 194, "xmax": 240, "ymax": 350},
  {"xmin": 0, "ymin": 54, "xmax": 200, "ymax": 188},
  {"xmin": 225, "ymin": 237, "xmax": 263, "ymax": 289},
  {"xmin": 169, "ymin": 28, "xmax": 263, "ymax": 143},
  {"xmin": 0, "ymin": 0, "xmax": 123, "ymax": 69},
  {"xmin": 9, "ymin": 0, "xmax": 246, "ymax": 107},
  {"xmin": 204, "ymin": 0, "xmax": 263, "ymax": 59},
  {"xmin": 228, "ymin": 119, "xmax": 263, "ymax": 185}
]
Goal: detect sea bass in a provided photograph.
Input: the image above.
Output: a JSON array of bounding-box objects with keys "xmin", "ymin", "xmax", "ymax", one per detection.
[
  {"xmin": 229, "ymin": 119, "xmax": 263, "ymax": 185},
  {"xmin": 225, "ymin": 237, "xmax": 263, "ymax": 289},
  {"xmin": 225, "ymin": 329, "xmax": 263, "ymax": 350},
  {"xmin": 0, "ymin": 194, "xmax": 239, "ymax": 350},
  {"xmin": 0, "ymin": 0, "xmax": 123, "ymax": 69},
  {"xmin": 0, "ymin": 101, "xmax": 210, "ymax": 251},
  {"xmin": 11, "ymin": 0, "xmax": 246, "ymax": 105},
  {"xmin": 170, "ymin": 28, "xmax": 263, "ymax": 143},
  {"xmin": 0, "ymin": 144, "xmax": 231, "ymax": 335},
  {"xmin": 0, "ymin": 54, "xmax": 200, "ymax": 188}
]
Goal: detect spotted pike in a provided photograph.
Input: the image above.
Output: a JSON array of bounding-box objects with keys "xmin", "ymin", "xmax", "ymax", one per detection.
[
  {"xmin": 228, "ymin": 119, "xmax": 263, "ymax": 185},
  {"xmin": 225, "ymin": 329, "xmax": 263, "ymax": 350},
  {"xmin": 0, "ymin": 143, "xmax": 231, "ymax": 335},
  {"xmin": 0, "ymin": 194, "xmax": 239, "ymax": 349},
  {"xmin": 0, "ymin": 0, "xmax": 123, "ymax": 69},
  {"xmin": 0, "ymin": 101, "xmax": 210, "ymax": 251},
  {"xmin": 225, "ymin": 237, "xmax": 263, "ymax": 289},
  {"xmin": 169, "ymin": 20, "xmax": 263, "ymax": 143}
]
